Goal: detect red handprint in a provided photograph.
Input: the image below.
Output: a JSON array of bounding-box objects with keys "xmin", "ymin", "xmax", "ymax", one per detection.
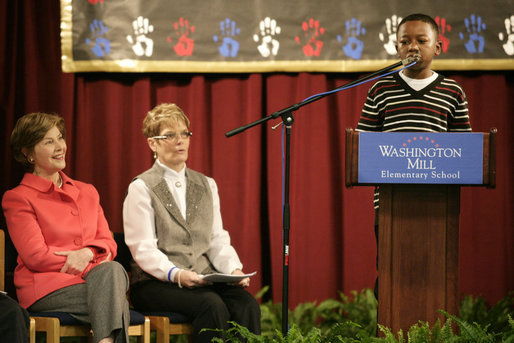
[
  {"xmin": 295, "ymin": 18, "xmax": 325, "ymax": 57},
  {"xmin": 88, "ymin": 0, "xmax": 104, "ymax": 4},
  {"xmin": 435, "ymin": 16, "xmax": 452, "ymax": 53},
  {"xmin": 167, "ymin": 17, "xmax": 195, "ymax": 56}
]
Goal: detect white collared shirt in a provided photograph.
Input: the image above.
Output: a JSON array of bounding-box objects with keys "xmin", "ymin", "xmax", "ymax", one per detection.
[
  {"xmin": 122, "ymin": 160, "xmax": 242, "ymax": 283},
  {"xmin": 159, "ymin": 160, "xmax": 187, "ymax": 219}
]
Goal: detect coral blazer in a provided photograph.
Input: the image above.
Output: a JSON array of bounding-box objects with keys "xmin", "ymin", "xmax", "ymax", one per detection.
[{"xmin": 1, "ymin": 172, "xmax": 117, "ymax": 308}]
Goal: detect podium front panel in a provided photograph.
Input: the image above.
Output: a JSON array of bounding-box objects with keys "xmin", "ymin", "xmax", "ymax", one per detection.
[{"xmin": 378, "ymin": 184, "xmax": 459, "ymax": 334}]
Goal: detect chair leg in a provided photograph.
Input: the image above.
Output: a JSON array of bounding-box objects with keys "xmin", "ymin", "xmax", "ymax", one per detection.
[
  {"xmin": 29, "ymin": 318, "xmax": 36, "ymax": 343},
  {"xmin": 32, "ymin": 317, "xmax": 60, "ymax": 343},
  {"xmin": 128, "ymin": 321, "xmax": 150, "ymax": 343},
  {"xmin": 148, "ymin": 316, "xmax": 170, "ymax": 343},
  {"xmin": 143, "ymin": 317, "xmax": 151, "ymax": 343},
  {"xmin": 45, "ymin": 323, "xmax": 59, "ymax": 343}
]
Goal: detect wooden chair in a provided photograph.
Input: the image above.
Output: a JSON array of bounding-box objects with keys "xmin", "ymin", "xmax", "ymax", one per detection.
[
  {"xmin": 142, "ymin": 312, "xmax": 194, "ymax": 343},
  {"xmin": 29, "ymin": 309, "xmax": 149, "ymax": 343},
  {"xmin": 1, "ymin": 229, "xmax": 150, "ymax": 343},
  {"xmin": 114, "ymin": 232, "xmax": 194, "ymax": 342}
]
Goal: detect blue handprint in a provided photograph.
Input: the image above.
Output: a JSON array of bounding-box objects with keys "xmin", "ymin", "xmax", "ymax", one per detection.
[
  {"xmin": 459, "ymin": 14, "xmax": 486, "ymax": 53},
  {"xmin": 85, "ymin": 19, "xmax": 110, "ymax": 57},
  {"xmin": 337, "ymin": 18, "xmax": 366, "ymax": 59},
  {"xmin": 213, "ymin": 18, "xmax": 240, "ymax": 57}
]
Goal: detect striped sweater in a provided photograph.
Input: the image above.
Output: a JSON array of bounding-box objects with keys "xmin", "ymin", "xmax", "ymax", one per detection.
[
  {"xmin": 356, "ymin": 73, "xmax": 471, "ymax": 133},
  {"xmin": 356, "ymin": 72, "xmax": 472, "ymax": 209}
]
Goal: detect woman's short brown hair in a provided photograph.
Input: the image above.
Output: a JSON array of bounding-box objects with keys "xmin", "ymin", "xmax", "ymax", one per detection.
[
  {"xmin": 10, "ymin": 112, "xmax": 66, "ymax": 171},
  {"xmin": 142, "ymin": 103, "xmax": 190, "ymax": 138}
]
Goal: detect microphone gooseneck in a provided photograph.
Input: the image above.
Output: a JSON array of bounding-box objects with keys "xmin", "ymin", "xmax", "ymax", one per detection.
[{"xmin": 226, "ymin": 57, "xmax": 418, "ymax": 137}]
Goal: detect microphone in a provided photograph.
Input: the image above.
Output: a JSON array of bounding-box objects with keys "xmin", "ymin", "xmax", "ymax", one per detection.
[{"xmin": 401, "ymin": 55, "xmax": 420, "ymax": 66}]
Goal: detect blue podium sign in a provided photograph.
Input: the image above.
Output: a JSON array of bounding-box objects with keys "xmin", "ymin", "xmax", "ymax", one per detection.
[{"xmin": 358, "ymin": 132, "xmax": 483, "ymax": 184}]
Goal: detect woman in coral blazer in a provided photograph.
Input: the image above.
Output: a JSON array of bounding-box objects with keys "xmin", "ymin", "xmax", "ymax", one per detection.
[{"xmin": 2, "ymin": 112, "xmax": 129, "ymax": 343}]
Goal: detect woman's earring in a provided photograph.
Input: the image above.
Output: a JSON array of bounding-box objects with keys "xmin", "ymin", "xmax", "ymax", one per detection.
[
  {"xmin": 153, "ymin": 151, "xmax": 157, "ymax": 159},
  {"xmin": 28, "ymin": 157, "xmax": 34, "ymax": 163}
]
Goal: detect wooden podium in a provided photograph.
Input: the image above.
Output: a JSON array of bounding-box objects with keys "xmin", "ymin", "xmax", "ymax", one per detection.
[{"xmin": 345, "ymin": 128, "xmax": 496, "ymax": 334}]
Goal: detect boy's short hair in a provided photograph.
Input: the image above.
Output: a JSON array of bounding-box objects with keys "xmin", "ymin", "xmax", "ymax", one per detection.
[{"xmin": 397, "ymin": 13, "xmax": 439, "ymax": 37}]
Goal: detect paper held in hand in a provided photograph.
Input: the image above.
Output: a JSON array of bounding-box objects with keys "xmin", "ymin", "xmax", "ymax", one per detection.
[{"xmin": 200, "ymin": 271, "xmax": 257, "ymax": 283}]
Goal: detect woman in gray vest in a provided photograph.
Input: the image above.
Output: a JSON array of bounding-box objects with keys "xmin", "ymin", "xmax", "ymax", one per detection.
[{"xmin": 123, "ymin": 103, "xmax": 261, "ymax": 342}]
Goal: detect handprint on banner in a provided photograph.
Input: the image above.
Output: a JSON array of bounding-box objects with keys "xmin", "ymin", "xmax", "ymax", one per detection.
[
  {"xmin": 435, "ymin": 16, "xmax": 451, "ymax": 53},
  {"xmin": 337, "ymin": 18, "xmax": 366, "ymax": 60},
  {"xmin": 167, "ymin": 17, "xmax": 195, "ymax": 56},
  {"xmin": 378, "ymin": 15, "xmax": 402, "ymax": 56},
  {"xmin": 85, "ymin": 19, "xmax": 110, "ymax": 57},
  {"xmin": 126, "ymin": 16, "xmax": 154, "ymax": 57},
  {"xmin": 459, "ymin": 14, "xmax": 486, "ymax": 53},
  {"xmin": 213, "ymin": 18, "xmax": 240, "ymax": 58},
  {"xmin": 498, "ymin": 15, "xmax": 514, "ymax": 56},
  {"xmin": 88, "ymin": 0, "xmax": 104, "ymax": 4},
  {"xmin": 253, "ymin": 17, "xmax": 281, "ymax": 58},
  {"xmin": 294, "ymin": 18, "xmax": 326, "ymax": 57}
]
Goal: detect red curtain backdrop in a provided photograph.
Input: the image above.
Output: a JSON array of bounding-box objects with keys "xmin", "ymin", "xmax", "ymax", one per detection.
[{"xmin": 1, "ymin": 1, "xmax": 512, "ymax": 309}]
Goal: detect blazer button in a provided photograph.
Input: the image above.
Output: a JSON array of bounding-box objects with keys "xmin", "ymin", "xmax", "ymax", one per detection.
[{"xmin": 74, "ymin": 238, "xmax": 82, "ymax": 245}]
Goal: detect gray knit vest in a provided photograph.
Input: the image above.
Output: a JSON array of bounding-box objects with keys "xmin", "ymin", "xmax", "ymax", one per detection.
[{"xmin": 129, "ymin": 162, "xmax": 216, "ymax": 285}]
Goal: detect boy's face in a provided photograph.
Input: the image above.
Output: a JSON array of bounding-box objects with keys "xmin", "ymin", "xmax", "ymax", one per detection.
[{"xmin": 396, "ymin": 20, "xmax": 441, "ymax": 77}]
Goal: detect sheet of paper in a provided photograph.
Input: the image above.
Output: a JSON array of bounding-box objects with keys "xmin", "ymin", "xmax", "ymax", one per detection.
[{"xmin": 200, "ymin": 271, "xmax": 257, "ymax": 283}]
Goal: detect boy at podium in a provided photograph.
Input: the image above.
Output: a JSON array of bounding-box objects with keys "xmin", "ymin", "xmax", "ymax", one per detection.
[{"xmin": 355, "ymin": 13, "xmax": 472, "ymax": 297}]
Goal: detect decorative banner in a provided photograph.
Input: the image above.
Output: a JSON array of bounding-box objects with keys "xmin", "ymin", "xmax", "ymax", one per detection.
[
  {"xmin": 358, "ymin": 132, "xmax": 484, "ymax": 184},
  {"xmin": 61, "ymin": 0, "xmax": 514, "ymax": 73}
]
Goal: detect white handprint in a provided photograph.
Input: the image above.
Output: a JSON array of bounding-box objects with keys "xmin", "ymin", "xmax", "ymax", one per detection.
[
  {"xmin": 253, "ymin": 17, "xmax": 281, "ymax": 57},
  {"xmin": 498, "ymin": 15, "xmax": 514, "ymax": 56},
  {"xmin": 379, "ymin": 15, "xmax": 402, "ymax": 55},
  {"xmin": 126, "ymin": 16, "xmax": 154, "ymax": 57}
]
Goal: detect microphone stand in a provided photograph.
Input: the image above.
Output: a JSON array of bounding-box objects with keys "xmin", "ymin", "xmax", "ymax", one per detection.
[{"xmin": 225, "ymin": 59, "xmax": 410, "ymax": 336}]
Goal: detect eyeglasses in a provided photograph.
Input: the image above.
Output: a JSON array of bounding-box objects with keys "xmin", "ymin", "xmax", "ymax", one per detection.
[{"xmin": 151, "ymin": 131, "xmax": 193, "ymax": 141}]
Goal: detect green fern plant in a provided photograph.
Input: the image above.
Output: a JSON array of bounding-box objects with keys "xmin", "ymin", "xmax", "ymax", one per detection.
[
  {"xmin": 204, "ymin": 322, "xmax": 323, "ymax": 343},
  {"xmin": 459, "ymin": 291, "xmax": 514, "ymax": 334},
  {"xmin": 201, "ymin": 312, "xmax": 514, "ymax": 343},
  {"xmin": 255, "ymin": 288, "xmax": 514, "ymax": 342},
  {"xmin": 440, "ymin": 310, "xmax": 497, "ymax": 342},
  {"xmin": 500, "ymin": 315, "xmax": 514, "ymax": 342},
  {"xmin": 377, "ymin": 324, "xmax": 404, "ymax": 343}
]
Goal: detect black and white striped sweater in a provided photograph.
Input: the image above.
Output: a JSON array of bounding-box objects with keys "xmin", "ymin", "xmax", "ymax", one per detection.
[{"xmin": 356, "ymin": 73, "xmax": 471, "ymax": 133}]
